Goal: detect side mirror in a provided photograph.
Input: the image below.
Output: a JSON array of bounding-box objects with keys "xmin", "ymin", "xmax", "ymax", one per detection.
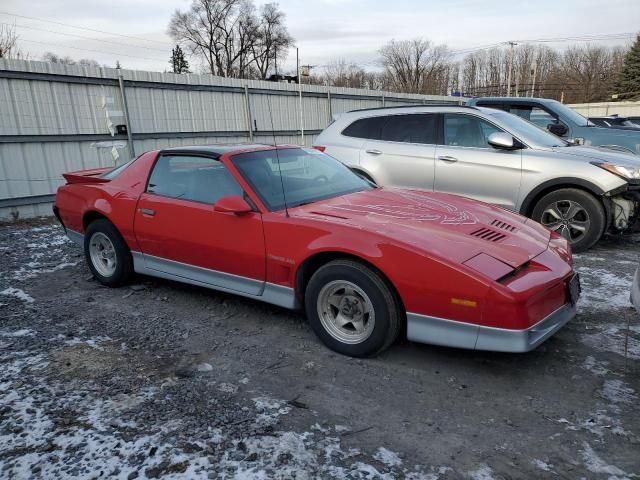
[
  {"xmin": 547, "ymin": 122, "xmax": 568, "ymax": 137},
  {"xmin": 214, "ymin": 195, "xmax": 253, "ymax": 215},
  {"xmin": 488, "ymin": 132, "xmax": 517, "ymax": 150}
]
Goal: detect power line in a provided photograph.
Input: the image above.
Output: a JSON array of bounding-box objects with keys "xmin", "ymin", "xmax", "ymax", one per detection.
[
  {"xmin": 1, "ymin": 21, "xmax": 169, "ymax": 54},
  {"xmin": 19, "ymin": 39, "xmax": 168, "ymax": 63},
  {"xmin": 0, "ymin": 10, "xmax": 173, "ymax": 47}
]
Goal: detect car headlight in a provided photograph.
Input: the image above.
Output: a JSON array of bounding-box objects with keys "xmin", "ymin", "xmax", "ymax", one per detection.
[{"xmin": 593, "ymin": 162, "xmax": 640, "ymax": 181}]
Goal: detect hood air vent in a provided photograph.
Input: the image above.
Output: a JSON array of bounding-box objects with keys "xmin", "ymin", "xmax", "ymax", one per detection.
[
  {"xmin": 491, "ymin": 219, "xmax": 517, "ymax": 232},
  {"xmin": 470, "ymin": 227, "xmax": 507, "ymax": 243}
]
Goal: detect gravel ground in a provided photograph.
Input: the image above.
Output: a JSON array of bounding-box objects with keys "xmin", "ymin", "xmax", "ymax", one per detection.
[{"xmin": 0, "ymin": 218, "xmax": 638, "ymax": 480}]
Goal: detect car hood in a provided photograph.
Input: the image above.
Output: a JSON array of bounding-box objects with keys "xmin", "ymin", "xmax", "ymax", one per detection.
[
  {"xmin": 550, "ymin": 145, "xmax": 640, "ymax": 167},
  {"xmin": 292, "ymin": 188, "xmax": 551, "ymax": 268}
]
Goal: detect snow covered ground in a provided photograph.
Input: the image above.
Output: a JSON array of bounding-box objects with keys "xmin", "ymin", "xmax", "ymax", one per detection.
[{"xmin": 0, "ymin": 220, "xmax": 638, "ymax": 479}]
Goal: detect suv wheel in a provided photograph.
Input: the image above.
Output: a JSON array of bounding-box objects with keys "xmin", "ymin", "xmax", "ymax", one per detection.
[
  {"xmin": 305, "ymin": 260, "xmax": 401, "ymax": 357},
  {"xmin": 532, "ymin": 188, "xmax": 605, "ymax": 252}
]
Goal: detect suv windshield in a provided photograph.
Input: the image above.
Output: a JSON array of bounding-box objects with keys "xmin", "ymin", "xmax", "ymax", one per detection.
[
  {"xmin": 231, "ymin": 147, "xmax": 372, "ymax": 210},
  {"xmin": 485, "ymin": 110, "xmax": 569, "ymax": 148},
  {"xmin": 547, "ymin": 100, "xmax": 592, "ymax": 127}
]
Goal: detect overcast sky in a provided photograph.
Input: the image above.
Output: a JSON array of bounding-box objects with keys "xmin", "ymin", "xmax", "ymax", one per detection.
[{"xmin": 1, "ymin": 0, "xmax": 638, "ymax": 73}]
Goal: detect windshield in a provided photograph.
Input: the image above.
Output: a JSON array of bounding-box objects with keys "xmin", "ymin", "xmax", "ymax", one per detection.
[
  {"xmin": 231, "ymin": 147, "xmax": 372, "ymax": 210},
  {"xmin": 547, "ymin": 100, "xmax": 592, "ymax": 127},
  {"xmin": 486, "ymin": 110, "xmax": 569, "ymax": 147}
]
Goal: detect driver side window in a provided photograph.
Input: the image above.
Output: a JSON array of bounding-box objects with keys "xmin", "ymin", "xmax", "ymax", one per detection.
[
  {"xmin": 147, "ymin": 155, "xmax": 242, "ymax": 205},
  {"xmin": 442, "ymin": 114, "xmax": 503, "ymax": 148}
]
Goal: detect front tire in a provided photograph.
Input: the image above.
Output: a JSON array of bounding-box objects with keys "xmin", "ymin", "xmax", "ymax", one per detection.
[
  {"xmin": 304, "ymin": 260, "xmax": 401, "ymax": 357},
  {"xmin": 84, "ymin": 219, "xmax": 133, "ymax": 287},
  {"xmin": 532, "ymin": 188, "xmax": 605, "ymax": 253}
]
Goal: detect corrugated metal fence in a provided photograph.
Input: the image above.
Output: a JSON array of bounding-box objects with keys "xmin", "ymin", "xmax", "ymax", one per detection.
[{"xmin": 0, "ymin": 59, "xmax": 461, "ymax": 220}]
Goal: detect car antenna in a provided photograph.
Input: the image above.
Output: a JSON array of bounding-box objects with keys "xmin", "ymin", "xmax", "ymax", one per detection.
[{"xmin": 266, "ymin": 93, "xmax": 289, "ymax": 218}]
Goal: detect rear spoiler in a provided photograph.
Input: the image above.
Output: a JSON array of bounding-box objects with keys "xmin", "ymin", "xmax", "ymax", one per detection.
[{"xmin": 62, "ymin": 167, "xmax": 112, "ymax": 184}]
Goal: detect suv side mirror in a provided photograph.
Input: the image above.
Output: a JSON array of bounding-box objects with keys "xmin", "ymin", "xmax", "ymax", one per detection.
[
  {"xmin": 214, "ymin": 195, "xmax": 253, "ymax": 215},
  {"xmin": 547, "ymin": 122, "xmax": 568, "ymax": 137},
  {"xmin": 488, "ymin": 132, "xmax": 517, "ymax": 150}
]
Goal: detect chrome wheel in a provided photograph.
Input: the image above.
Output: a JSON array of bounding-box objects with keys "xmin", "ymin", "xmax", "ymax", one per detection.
[
  {"xmin": 540, "ymin": 200, "xmax": 590, "ymax": 243},
  {"xmin": 317, "ymin": 280, "xmax": 375, "ymax": 344},
  {"xmin": 89, "ymin": 232, "xmax": 117, "ymax": 277}
]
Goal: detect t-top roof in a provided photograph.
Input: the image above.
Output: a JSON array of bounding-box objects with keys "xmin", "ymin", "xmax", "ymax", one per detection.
[{"xmin": 159, "ymin": 143, "xmax": 280, "ymax": 157}]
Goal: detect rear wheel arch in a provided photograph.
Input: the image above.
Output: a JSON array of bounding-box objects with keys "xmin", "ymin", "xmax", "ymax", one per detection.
[
  {"xmin": 295, "ymin": 251, "xmax": 405, "ymax": 315},
  {"xmin": 83, "ymin": 210, "xmax": 111, "ymax": 231}
]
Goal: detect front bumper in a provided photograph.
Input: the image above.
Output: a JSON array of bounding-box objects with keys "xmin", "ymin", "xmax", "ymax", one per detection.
[{"xmin": 406, "ymin": 302, "xmax": 577, "ymax": 353}]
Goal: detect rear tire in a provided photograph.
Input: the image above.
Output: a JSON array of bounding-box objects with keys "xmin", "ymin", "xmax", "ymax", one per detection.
[
  {"xmin": 84, "ymin": 219, "xmax": 133, "ymax": 287},
  {"xmin": 304, "ymin": 260, "xmax": 401, "ymax": 357},
  {"xmin": 531, "ymin": 188, "xmax": 605, "ymax": 253}
]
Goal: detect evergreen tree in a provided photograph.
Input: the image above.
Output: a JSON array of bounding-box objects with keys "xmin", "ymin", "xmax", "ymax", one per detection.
[
  {"xmin": 170, "ymin": 45, "xmax": 190, "ymax": 74},
  {"xmin": 615, "ymin": 34, "xmax": 640, "ymax": 100}
]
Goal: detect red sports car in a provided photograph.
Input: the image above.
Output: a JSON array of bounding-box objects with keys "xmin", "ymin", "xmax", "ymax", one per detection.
[{"xmin": 54, "ymin": 144, "xmax": 580, "ymax": 357}]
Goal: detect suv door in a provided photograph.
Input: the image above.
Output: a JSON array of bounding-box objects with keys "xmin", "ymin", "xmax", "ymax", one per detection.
[
  {"xmin": 134, "ymin": 154, "xmax": 266, "ymax": 295},
  {"xmin": 360, "ymin": 113, "xmax": 438, "ymax": 190},
  {"xmin": 434, "ymin": 113, "xmax": 522, "ymax": 210}
]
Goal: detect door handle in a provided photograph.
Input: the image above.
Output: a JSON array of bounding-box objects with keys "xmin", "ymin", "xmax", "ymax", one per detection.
[
  {"xmin": 365, "ymin": 149, "xmax": 382, "ymax": 155},
  {"xmin": 438, "ymin": 155, "xmax": 459, "ymax": 163},
  {"xmin": 139, "ymin": 208, "xmax": 155, "ymax": 217}
]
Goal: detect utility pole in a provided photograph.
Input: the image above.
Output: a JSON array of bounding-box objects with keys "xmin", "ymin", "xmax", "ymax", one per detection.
[
  {"xmin": 506, "ymin": 41, "xmax": 517, "ymax": 97},
  {"xmin": 530, "ymin": 58, "xmax": 538, "ymax": 97},
  {"xmin": 297, "ymin": 48, "xmax": 304, "ymax": 145}
]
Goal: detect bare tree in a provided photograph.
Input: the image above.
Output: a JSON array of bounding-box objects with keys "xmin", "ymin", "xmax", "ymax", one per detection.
[
  {"xmin": 379, "ymin": 38, "xmax": 450, "ymax": 94},
  {"xmin": 0, "ymin": 23, "xmax": 19, "ymax": 59},
  {"xmin": 168, "ymin": 0, "xmax": 291, "ymax": 79},
  {"xmin": 251, "ymin": 2, "xmax": 292, "ymax": 79},
  {"xmin": 42, "ymin": 52, "xmax": 76, "ymax": 65}
]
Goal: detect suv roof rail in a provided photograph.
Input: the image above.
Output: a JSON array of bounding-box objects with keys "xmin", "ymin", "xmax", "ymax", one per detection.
[{"xmin": 347, "ymin": 103, "xmax": 477, "ymax": 113}]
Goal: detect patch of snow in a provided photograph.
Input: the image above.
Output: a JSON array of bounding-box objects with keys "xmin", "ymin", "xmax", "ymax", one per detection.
[
  {"xmin": 10, "ymin": 261, "xmax": 78, "ymax": 281},
  {"xmin": 195, "ymin": 362, "xmax": 213, "ymax": 372},
  {"xmin": 576, "ymin": 267, "xmax": 632, "ymax": 311},
  {"xmin": 565, "ymin": 410, "xmax": 630, "ymax": 438},
  {"xmin": 582, "ymin": 356, "xmax": 610, "ymax": 376},
  {"xmin": 581, "ymin": 323, "xmax": 640, "ymax": 360},
  {"xmin": 64, "ymin": 336, "xmax": 111, "ymax": 349},
  {"xmin": 1, "ymin": 329, "xmax": 34, "ymax": 337},
  {"xmin": 531, "ymin": 459, "xmax": 554, "ymax": 473},
  {"xmin": 600, "ymin": 380, "xmax": 636, "ymax": 411},
  {"xmin": 468, "ymin": 464, "xmax": 495, "ymax": 480},
  {"xmin": 374, "ymin": 447, "xmax": 402, "ymax": 467},
  {"xmin": 239, "ymin": 376, "xmax": 249, "ymax": 384},
  {"xmin": 580, "ymin": 442, "xmax": 635, "ymax": 478},
  {"xmin": 0, "ymin": 287, "xmax": 35, "ymax": 303}
]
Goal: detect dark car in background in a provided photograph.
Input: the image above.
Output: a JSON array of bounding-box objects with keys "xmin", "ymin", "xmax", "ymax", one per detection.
[
  {"xmin": 467, "ymin": 97, "xmax": 640, "ymax": 155},
  {"xmin": 589, "ymin": 115, "xmax": 640, "ymax": 130}
]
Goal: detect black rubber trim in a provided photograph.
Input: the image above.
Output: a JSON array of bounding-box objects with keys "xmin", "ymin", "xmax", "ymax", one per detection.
[{"xmin": 519, "ymin": 177, "xmax": 606, "ymax": 216}]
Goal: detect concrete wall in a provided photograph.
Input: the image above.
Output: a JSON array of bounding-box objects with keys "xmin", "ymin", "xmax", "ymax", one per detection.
[
  {"xmin": 568, "ymin": 101, "xmax": 640, "ymax": 117},
  {"xmin": 0, "ymin": 58, "xmax": 462, "ymax": 220}
]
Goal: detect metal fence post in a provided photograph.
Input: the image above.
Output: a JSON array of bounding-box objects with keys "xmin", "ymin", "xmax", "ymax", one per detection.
[
  {"xmin": 244, "ymin": 85, "xmax": 253, "ymax": 142},
  {"xmin": 381, "ymin": 94, "xmax": 385, "ymax": 107},
  {"xmin": 117, "ymin": 69, "xmax": 136, "ymax": 159},
  {"xmin": 327, "ymin": 90, "xmax": 332, "ymax": 125}
]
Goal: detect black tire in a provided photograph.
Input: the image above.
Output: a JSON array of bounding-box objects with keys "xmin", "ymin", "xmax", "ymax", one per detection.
[
  {"xmin": 531, "ymin": 188, "xmax": 606, "ymax": 253},
  {"xmin": 84, "ymin": 218, "xmax": 133, "ymax": 287},
  {"xmin": 304, "ymin": 259, "xmax": 402, "ymax": 357}
]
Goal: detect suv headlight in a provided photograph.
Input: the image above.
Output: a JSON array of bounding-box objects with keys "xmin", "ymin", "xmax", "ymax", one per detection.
[{"xmin": 593, "ymin": 162, "xmax": 640, "ymax": 181}]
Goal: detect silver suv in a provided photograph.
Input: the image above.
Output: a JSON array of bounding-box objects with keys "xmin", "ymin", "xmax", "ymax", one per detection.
[{"xmin": 314, "ymin": 105, "xmax": 640, "ymax": 252}]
